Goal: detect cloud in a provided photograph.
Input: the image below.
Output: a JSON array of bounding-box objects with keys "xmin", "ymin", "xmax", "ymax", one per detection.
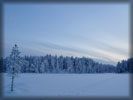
[
  {"xmin": 33, "ymin": 41, "xmax": 120, "ymax": 64},
  {"xmin": 97, "ymin": 42, "xmax": 128, "ymax": 56}
]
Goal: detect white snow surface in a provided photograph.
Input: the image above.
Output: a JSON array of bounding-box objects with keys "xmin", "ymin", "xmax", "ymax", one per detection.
[{"xmin": 3, "ymin": 73, "xmax": 130, "ymax": 97}]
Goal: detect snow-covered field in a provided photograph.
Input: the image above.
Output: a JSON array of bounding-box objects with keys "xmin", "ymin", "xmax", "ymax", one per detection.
[{"xmin": 3, "ymin": 73, "xmax": 129, "ymax": 97}]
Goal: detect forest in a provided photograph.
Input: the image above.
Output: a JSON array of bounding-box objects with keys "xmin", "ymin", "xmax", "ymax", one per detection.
[
  {"xmin": 0, "ymin": 45, "xmax": 132, "ymax": 73},
  {"xmin": 1, "ymin": 54, "xmax": 132, "ymax": 73}
]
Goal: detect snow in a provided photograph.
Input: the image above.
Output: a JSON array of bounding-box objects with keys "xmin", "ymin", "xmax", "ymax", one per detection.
[{"xmin": 3, "ymin": 73, "xmax": 129, "ymax": 97}]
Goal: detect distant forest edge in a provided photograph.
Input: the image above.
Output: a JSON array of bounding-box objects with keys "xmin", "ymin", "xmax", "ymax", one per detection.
[{"xmin": 0, "ymin": 45, "xmax": 133, "ymax": 73}]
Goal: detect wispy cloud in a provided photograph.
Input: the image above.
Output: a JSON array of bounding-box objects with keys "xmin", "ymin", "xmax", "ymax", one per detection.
[
  {"xmin": 32, "ymin": 41, "xmax": 122, "ymax": 64},
  {"xmin": 97, "ymin": 42, "xmax": 128, "ymax": 57}
]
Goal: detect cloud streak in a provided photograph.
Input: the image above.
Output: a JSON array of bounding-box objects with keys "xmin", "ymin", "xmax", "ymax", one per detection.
[{"xmin": 32, "ymin": 41, "xmax": 124, "ymax": 64}]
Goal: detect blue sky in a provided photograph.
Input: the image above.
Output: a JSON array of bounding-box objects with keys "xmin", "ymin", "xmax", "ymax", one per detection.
[{"xmin": 4, "ymin": 3, "xmax": 129, "ymax": 65}]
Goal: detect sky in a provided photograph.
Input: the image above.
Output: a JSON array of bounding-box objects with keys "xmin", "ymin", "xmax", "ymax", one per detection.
[{"xmin": 3, "ymin": 3, "xmax": 129, "ymax": 65}]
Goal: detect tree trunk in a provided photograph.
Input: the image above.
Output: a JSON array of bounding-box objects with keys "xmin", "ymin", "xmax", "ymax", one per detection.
[{"xmin": 11, "ymin": 76, "xmax": 14, "ymax": 91}]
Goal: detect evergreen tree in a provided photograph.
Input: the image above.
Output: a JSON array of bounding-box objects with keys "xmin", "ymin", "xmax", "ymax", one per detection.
[{"xmin": 7, "ymin": 44, "xmax": 22, "ymax": 91}]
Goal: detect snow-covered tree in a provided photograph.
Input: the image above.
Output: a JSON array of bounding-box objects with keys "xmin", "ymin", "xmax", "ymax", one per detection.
[
  {"xmin": 29, "ymin": 64, "xmax": 36, "ymax": 73},
  {"xmin": 66, "ymin": 57, "xmax": 74, "ymax": 73},
  {"xmin": 40, "ymin": 62, "xmax": 45, "ymax": 73},
  {"xmin": 76, "ymin": 59, "xmax": 82, "ymax": 73},
  {"xmin": 55, "ymin": 58, "xmax": 60, "ymax": 73},
  {"xmin": 20, "ymin": 58, "xmax": 29, "ymax": 73},
  {"xmin": 7, "ymin": 44, "xmax": 22, "ymax": 91},
  {"xmin": 51, "ymin": 56, "xmax": 56, "ymax": 73},
  {"xmin": 58, "ymin": 56, "xmax": 64, "ymax": 72},
  {"xmin": 43, "ymin": 59, "xmax": 49, "ymax": 73}
]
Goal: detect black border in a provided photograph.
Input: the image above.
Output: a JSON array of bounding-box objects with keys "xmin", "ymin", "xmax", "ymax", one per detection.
[{"xmin": 0, "ymin": 0, "xmax": 132, "ymax": 100}]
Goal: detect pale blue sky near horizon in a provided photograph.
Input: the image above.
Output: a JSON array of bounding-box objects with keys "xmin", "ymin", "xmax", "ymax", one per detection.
[{"xmin": 4, "ymin": 3, "xmax": 129, "ymax": 65}]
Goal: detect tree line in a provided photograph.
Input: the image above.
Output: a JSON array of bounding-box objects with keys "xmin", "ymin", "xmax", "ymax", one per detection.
[{"xmin": 0, "ymin": 44, "xmax": 132, "ymax": 73}]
